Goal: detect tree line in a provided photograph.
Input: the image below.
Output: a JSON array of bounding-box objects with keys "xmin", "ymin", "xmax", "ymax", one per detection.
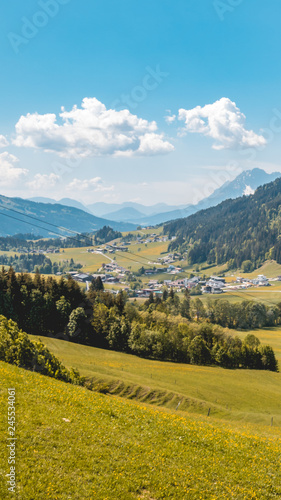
[
  {"xmin": 94, "ymin": 226, "xmax": 122, "ymax": 245},
  {"xmin": 0, "ymin": 253, "xmax": 82, "ymax": 275},
  {"xmin": 0, "ymin": 269, "xmax": 278, "ymax": 371},
  {"xmin": 0, "ymin": 233, "xmax": 94, "ymax": 252},
  {"xmin": 191, "ymin": 297, "xmax": 281, "ymax": 329},
  {"xmin": 0, "ymin": 267, "xmax": 88, "ymax": 337}
]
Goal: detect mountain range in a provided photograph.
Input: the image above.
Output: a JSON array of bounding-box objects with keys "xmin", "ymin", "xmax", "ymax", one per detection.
[
  {"xmin": 0, "ymin": 167, "xmax": 278, "ymax": 239},
  {"xmin": 0, "ymin": 195, "xmax": 137, "ymax": 238},
  {"xmin": 29, "ymin": 168, "xmax": 281, "ymax": 226},
  {"xmin": 29, "ymin": 198, "xmax": 187, "ymax": 219},
  {"xmin": 29, "ymin": 197, "xmax": 94, "ymax": 214},
  {"xmin": 131, "ymin": 168, "xmax": 281, "ymax": 226}
]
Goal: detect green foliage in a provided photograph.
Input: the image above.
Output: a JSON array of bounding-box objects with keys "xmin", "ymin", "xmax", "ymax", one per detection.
[
  {"xmin": 242, "ymin": 259, "xmax": 255, "ymax": 273},
  {"xmin": 259, "ymin": 344, "xmax": 279, "ymax": 371},
  {"xmin": 0, "ymin": 267, "xmax": 88, "ymax": 336},
  {"xmin": 67, "ymin": 307, "xmax": 88, "ymax": 339},
  {"xmin": 244, "ymin": 333, "xmax": 261, "ymax": 348},
  {"xmin": 94, "ymin": 226, "xmax": 122, "ymax": 244},
  {"xmin": 192, "ymin": 298, "xmax": 206, "ymax": 320},
  {"xmin": 206, "ymin": 298, "xmax": 280, "ymax": 329},
  {"xmin": 180, "ymin": 294, "xmax": 191, "ymax": 319},
  {"xmin": 189, "ymin": 284, "xmax": 202, "ymax": 295},
  {"xmin": 0, "ymin": 252, "xmax": 82, "ymax": 274},
  {"xmin": 106, "ymin": 312, "xmax": 130, "ymax": 351},
  {"xmin": 189, "ymin": 335, "xmax": 211, "ymax": 365},
  {"xmin": 0, "ymin": 315, "xmax": 84, "ymax": 385},
  {"xmin": 0, "ymin": 267, "xmax": 278, "ymax": 372},
  {"xmin": 56, "ymin": 296, "xmax": 72, "ymax": 332},
  {"xmin": 89, "ymin": 276, "xmax": 104, "ymax": 292},
  {"xmin": 0, "ymin": 233, "xmax": 94, "ymax": 253}
]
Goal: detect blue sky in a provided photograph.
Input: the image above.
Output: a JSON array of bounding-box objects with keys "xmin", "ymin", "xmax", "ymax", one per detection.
[{"xmin": 0, "ymin": 0, "xmax": 281, "ymax": 205}]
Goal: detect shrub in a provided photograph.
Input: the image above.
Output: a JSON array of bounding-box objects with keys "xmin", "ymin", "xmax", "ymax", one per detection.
[{"xmin": 0, "ymin": 315, "xmax": 84, "ymax": 385}]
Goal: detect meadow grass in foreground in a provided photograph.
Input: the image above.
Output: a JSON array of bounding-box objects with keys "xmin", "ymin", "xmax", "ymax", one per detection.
[
  {"xmin": 0, "ymin": 361, "xmax": 280, "ymax": 499},
  {"xmin": 32, "ymin": 335, "xmax": 281, "ymax": 426}
]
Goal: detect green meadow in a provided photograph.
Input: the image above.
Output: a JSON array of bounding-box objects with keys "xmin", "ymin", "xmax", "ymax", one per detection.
[
  {"xmin": 32, "ymin": 331, "xmax": 281, "ymax": 427},
  {"xmin": 1, "ymin": 361, "xmax": 281, "ymax": 499}
]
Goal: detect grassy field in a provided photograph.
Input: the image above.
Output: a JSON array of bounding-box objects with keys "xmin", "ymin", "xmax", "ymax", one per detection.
[
  {"xmin": 45, "ymin": 241, "xmax": 169, "ymax": 274},
  {"xmin": 1, "ymin": 361, "xmax": 281, "ymax": 499},
  {"xmin": 198, "ymin": 284, "xmax": 281, "ymax": 306},
  {"xmin": 238, "ymin": 260, "xmax": 281, "ymax": 279},
  {"xmin": 47, "ymin": 247, "xmax": 106, "ymax": 273},
  {"xmin": 31, "ymin": 333, "xmax": 281, "ymax": 426},
  {"xmin": 0, "ymin": 250, "xmax": 21, "ymax": 257}
]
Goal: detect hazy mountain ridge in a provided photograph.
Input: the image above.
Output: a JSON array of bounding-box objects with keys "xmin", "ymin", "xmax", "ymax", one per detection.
[
  {"xmin": 0, "ymin": 195, "xmax": 137, "ymax": 237},
  {"xmin": 87, "ymin": 201, "xmax": 188, "ymax": 217},
  {"xmin": 41, "ymin": 168, "xmax": 280, "ymax": 226},
  {"xmin": 29, "ymin": 197, "xmax": 93, "ymax": 214},
  {"xmin": 138, "ymin": 168, "xmax": 281, "ymax": 225},
  {"xmin": 103, "ymin": 207, "xmax": 146, "ymax": 221},
  {"xmin": 26, "ymin": 168, "xmax": 281, "ymax": 228}
]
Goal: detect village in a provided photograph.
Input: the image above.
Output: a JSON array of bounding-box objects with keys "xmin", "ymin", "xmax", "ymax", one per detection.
[{"xmin": 69, "ymin": 255, "xmax": 281, "ymax": 298}]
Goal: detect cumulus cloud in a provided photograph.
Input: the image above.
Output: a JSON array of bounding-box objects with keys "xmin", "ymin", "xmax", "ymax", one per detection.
[
  {"xmin": 67, "ymin": 177, "xmax": 114, "ymax": 193},
  {"xmin": 0, "ymin": 135, "xmax": 9, "ymax": 148},
  {"xmin": 178, "ymin": 98, "xmax": 266, "ymax": 150},
  {"xmin": 0, "ymin": 152, "xmax": 28, "ymax": 186},
  {"xmin": 27, "ymin": 173, "xmax": 60, "ymax": 190},
  {"xmin": 13, "ymin": 97, "xmax": 174, "ymax": 158},
  {"xmin": 165, "ymin": 114, "xmax": 176, "ymax": 124}
]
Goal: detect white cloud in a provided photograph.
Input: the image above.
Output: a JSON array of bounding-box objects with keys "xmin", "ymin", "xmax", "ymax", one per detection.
[
  {"xmin": 0, "ymin": 135, "xmax": 9, "ymax": 148},
  {"xmin": 178, "ymin": 98, "xmax": 266, "ymax": 150},
  {"xmin": 0, "ymin": 152, "xmax": 28, "ymax": 186},
  {"xmin": 243, "ymin": 185, "xmax": 255, "ymax": 196},
  {"xmin": 67, "ymin": 177, "xmax": 114, "ymax": 193},
  {"xmin": 27, "ymin": 173, "xmax": 60, "ymax": 190},
  {"xmin": 165, "ymin": 114, "xmax": 176, "ymax": 124},
  {"xmin": 137, "ymin": 133, "xmax": 174, "ymax": 155},
  {"xmin": 14, "ymin": 97, "xmax": 174, "ymax": 158}
]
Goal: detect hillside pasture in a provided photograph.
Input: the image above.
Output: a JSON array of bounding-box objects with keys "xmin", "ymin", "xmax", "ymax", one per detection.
[
  {"xmin": 31, "ymin": 335, "xmax": 281, "ymax": 426},
  {"xmin": 1, "ymin": 361, "xmax": 281, "ymax": 499}
]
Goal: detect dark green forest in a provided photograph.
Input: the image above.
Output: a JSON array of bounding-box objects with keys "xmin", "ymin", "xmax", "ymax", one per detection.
[
  {"xmin": 94, "ymin": 226, "xmax": 122, "ymax": 244},
  {"xmin": 165, "ymin": 177, "xmax": 281, "ymax": 269}
]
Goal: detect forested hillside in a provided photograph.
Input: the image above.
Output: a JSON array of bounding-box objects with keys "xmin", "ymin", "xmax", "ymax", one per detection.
[{"xmin": 165, "ymin": 177, "xmax": 281, "ymax": 269}]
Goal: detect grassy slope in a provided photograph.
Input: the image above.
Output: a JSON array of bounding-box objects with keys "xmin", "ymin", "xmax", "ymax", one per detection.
[
  {"xmin": 31, "ymin": 334, "xmax": 281, "ymax": 426},
  {"xmin": 238, "ymin": 260, "xmax": 281, "ymax": 279},
  {"xmin": 1, "ymin": 361, "xmax": 281, "ymax": 500},
  {"xmin": 198, "ymin": 285, "xmax": 281, "ymax": 306}
]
